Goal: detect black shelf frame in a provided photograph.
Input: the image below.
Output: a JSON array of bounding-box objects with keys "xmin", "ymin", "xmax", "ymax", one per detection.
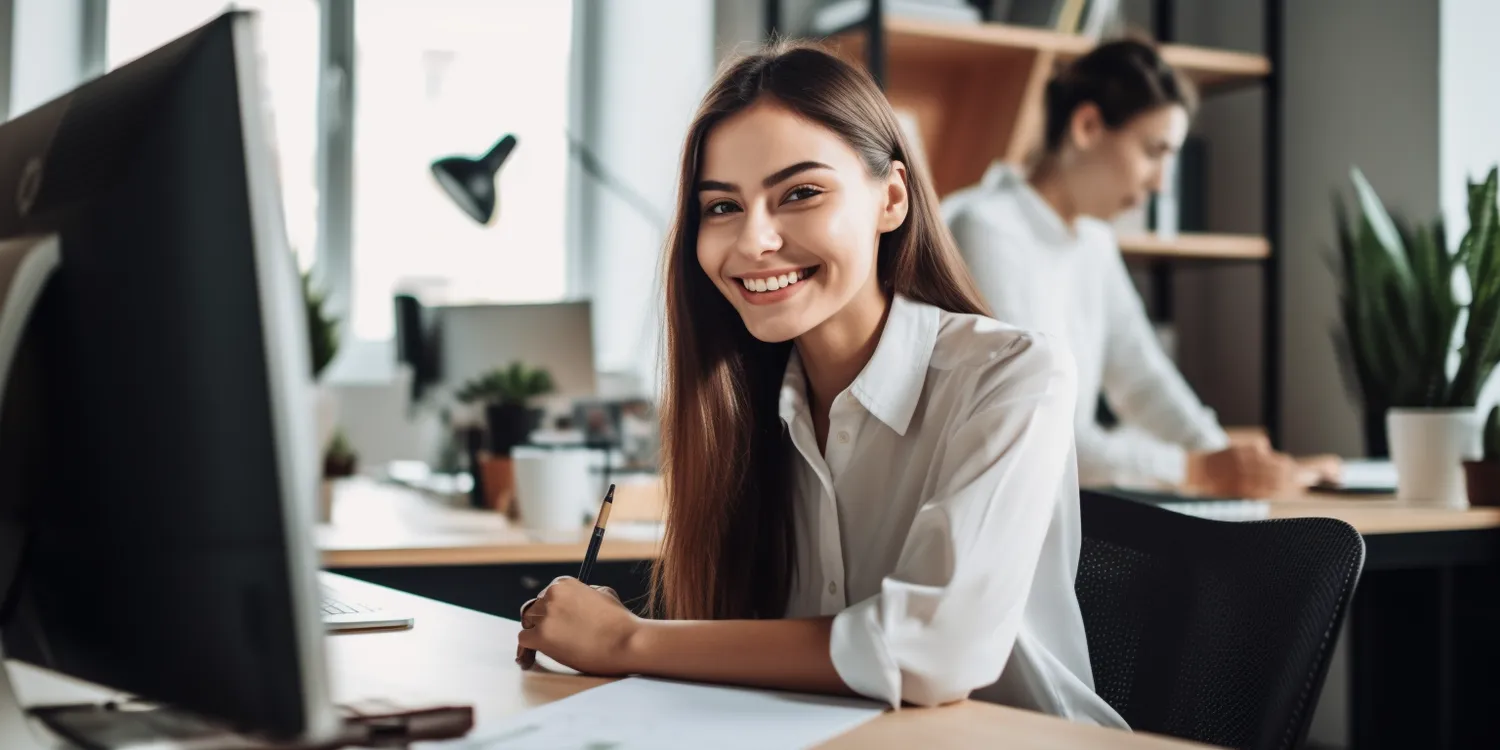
[{"xmin": 762, "ymin": 0, "xmax": 1284, "ymax": 446}]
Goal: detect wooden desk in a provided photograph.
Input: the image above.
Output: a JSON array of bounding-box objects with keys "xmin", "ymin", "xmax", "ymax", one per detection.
[
  {"xmin": 1268, "ymin": 494, "xmax": 1500, "ymax": 535},
  {"xmin": 318, "ymin": 477, "xmax": 665, "ymax": 568},
  {"xmin": 320, "ymin": 478, "xmax": 1500, "ymax": 565},
  {"xmin": 318, "ymin": 477, "xmax": 1500, "ymax": 748},
  {"xmin": 7, "ymin": 576, "xmax": 1214, "ymax": 749}
]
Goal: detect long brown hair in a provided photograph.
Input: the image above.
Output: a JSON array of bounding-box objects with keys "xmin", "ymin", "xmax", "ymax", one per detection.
[{"xmin": 652, "ymin": 41, "xmax": 988, "ymax": 621}]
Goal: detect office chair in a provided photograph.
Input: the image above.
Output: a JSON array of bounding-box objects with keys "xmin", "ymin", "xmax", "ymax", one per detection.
[{"xmin": 1075, "ymin": 490, "xmax": 1365, "ymax": 750}]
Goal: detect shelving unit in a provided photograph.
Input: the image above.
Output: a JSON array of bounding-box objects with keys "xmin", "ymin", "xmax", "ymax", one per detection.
[
  {"xmin": 1117, "ymin": 232, "xmax": 1270, "ymax": 261},
  {"xmin": 766, "ymin": 0, "xmax": 1284, "ymax": 441}
]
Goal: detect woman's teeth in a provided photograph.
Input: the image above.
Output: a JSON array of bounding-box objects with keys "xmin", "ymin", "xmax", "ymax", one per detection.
[{"xmin": 741, "ymin": 268, "xmax": 812, "ymax": 293}]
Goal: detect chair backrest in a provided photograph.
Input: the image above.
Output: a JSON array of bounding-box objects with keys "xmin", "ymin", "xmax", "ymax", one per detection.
[{"xmin": 1075, "ymin": 490, "xmax": 1365, "ymax": 750}]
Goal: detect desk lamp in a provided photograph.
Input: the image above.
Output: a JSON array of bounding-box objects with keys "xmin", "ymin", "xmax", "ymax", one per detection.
[{"xmin": 431, "ymin": 134, "xmax": 517, "ymax": 225}]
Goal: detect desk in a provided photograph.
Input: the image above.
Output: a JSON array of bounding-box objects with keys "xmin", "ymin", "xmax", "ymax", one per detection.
[
  {"xmin": 7, "ymin": 576, "xmax": 1214, "ymax": 749},
  {"xmin": 320, "ymin": 480, "xmax": 1500, "ymax": 748},
  {"xmin": 1251, "ymin": 493, "xmax": 1500, "ymax": 749},
  {"xmin": 318, "ymin": 477, "xmax": 664, "ymax": 618}
]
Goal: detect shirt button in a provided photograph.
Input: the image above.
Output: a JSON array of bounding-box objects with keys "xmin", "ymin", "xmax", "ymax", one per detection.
[
  {"xmin": 828, "ymin": 581, "xmax": 838, "ymax": 595},
  {"xmin": 836, "ymin": 431, "xmax": 850, "ymax": 444}
]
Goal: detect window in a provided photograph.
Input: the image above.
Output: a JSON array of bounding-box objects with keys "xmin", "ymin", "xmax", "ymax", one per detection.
[
  {"xmin": 106, "ymin": 0, "xmax": 575, "ymax": 345},
  {"xmin": 107, "ymin": 0, "xmax": 321, "ymax": 272},
  {"xmin": 348, "ymin": 0, "xmax": 574, "ymax": 340}
]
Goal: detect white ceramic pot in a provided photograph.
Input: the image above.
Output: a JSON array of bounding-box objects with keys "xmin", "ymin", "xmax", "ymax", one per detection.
[
  {"xmin": 318, "ymin": 479, "xmax": 336, "ymax": 524},
  {"xmin": 512, "ymin": 446, "xmax": 595, "ymax": 532},
  {"xmin": 1387, "ymin": 408, "xmax": 1482, "ymax": 508},
  {"xmin": 315, "ymin": 383, "xmax": 339, "ymax": 456}
]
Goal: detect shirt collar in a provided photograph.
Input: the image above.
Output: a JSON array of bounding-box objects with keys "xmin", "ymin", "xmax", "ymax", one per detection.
[
  {"xmin": 980, "ymin": 160, "xmax": 1074, "ymax": 244},
  {"xmin": 778, "ymin": 294, "xmax": 940, "ymax": 437}
]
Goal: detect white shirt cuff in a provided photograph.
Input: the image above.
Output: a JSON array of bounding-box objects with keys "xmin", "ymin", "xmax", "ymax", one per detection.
[
  {"xmin": 831, "ymin": 597, "xmax": 903, "ymax": 708},
  {"xmin": 1156, "ymin": 443, "xmax": 1189, "ymax": 487}
]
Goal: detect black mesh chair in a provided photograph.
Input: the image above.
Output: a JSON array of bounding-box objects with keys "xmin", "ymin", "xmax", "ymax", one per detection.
[{"xmin": 1075, "ymin": 490, "xmax": 1365, "ymax": 750}]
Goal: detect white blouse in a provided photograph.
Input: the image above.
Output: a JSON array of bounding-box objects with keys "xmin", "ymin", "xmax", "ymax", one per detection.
[
  {"xmin": 781, "ymin": 293, "xmax": 1125, "ymax": 727},
  {"xmin": 942, "ymin": 162, "xmax": 1229, "ymax": 488}
]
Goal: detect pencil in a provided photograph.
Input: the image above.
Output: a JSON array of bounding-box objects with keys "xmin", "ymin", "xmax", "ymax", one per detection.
[{"xmin": 578, "ymin": 483, "xmax": 614, "ymax": 583}]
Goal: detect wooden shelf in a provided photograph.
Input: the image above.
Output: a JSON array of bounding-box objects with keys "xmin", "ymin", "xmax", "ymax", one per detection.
[
  {"xmin": 835, "ymin": 17, "xmax": 1270, "ymax": 90},
  {"xmin": 1117, "ymin": 233, "xmax": 1270, "ymax": 260},
  {"xmin": 825, "ymin": 18, "xmax": 1269, "ymax": 196}
]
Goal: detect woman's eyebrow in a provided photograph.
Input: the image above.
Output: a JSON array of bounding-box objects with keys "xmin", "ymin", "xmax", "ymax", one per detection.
[{"xmin": 696, "ymin": 161, "xmax": 833, "ymax": 193}]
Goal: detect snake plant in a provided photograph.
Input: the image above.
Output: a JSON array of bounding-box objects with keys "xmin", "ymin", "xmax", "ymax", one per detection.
[{"xmin": 1334, "ymin": 166, "xmax": 1500, "ymax": 414}]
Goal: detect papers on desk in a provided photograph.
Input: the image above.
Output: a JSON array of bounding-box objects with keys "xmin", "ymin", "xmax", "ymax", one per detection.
[
  {"xmin": 1318, "ymin": 458, "xmax": 1398, "ymax": 493},
  {"xmin": 1157, "ymin": 499, "xmax": 1271, "ymax": 522},
  {"xmin": 447, "ymin": 677, "xmax": 883, "ymax": 750},
  {"xmin": 1105, "ymin": 488, "xmax": 1270, "ymax": 522}
]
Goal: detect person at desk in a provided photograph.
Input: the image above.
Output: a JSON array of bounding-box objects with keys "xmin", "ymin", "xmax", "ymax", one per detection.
[
  {"xmin": 515, "ymin": 42, "xmax": 1126, "ymax": 727},
  {"xmin": 943, "ymin": 39, "xmax": 1337, "ymax": 497}
]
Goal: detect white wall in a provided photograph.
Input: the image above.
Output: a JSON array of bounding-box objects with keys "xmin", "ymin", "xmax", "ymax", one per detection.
[
  {"xmin": 1440, "ymin": 0, "xmax": 1500, "ymax": 241},
  {"xmin": 1440, "ymin": 0, "xmax": 1500, "ymax": 415},
  {"xmin": 574, "ymin": 0, "xmax": 715, "ymax": 400}
]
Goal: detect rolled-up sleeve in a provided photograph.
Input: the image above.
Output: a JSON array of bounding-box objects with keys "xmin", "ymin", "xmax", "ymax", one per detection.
[{"xmin": 830, "ymin": 337, "xmax": 1079, "ymax": 708}]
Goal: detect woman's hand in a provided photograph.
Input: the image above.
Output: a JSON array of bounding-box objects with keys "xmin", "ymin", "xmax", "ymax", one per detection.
[
  {"xmin": 515, "ymin": 578, "xmax": 640, "ymax": 676},
  {"xmin": 1185, "ymin": 442, "xmax": 1300, "ymax": 498},
  {"xmin": 1294, "ymin": 454, "xmax": 1343, "ymax": 487}
]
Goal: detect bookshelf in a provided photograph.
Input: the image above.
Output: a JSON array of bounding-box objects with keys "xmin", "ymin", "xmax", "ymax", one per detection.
[
  {"xmin": 1118, "ymin": 233, "xmax": 1269, "ymax": 261},
  {"xmin": 767, "ymin": 0, "xmax": 1285, "ymax": 441}
]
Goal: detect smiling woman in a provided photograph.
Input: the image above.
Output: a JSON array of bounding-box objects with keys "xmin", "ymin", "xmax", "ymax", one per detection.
[{"xmin": 513, "ymin": 41, "xmax": 1128, "ymax": 728}]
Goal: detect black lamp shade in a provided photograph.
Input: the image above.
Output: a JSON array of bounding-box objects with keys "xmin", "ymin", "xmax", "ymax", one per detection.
[{"xmin": 431, "ymin": 134, "xmax": 517, "ymax": 225}]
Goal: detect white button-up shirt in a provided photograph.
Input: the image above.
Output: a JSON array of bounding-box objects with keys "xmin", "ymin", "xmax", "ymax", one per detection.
[
  {"xmin": 780, "ymin": 294, "xmax": 1126, "ymax": 727},
  {"xmin": 942, "ymin": 162, "xmax": 1229, "ymax": 488}
]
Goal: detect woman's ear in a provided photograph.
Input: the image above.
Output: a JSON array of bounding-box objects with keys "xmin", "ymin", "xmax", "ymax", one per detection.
[
  {"xmin": 1068, "ymin": 102, "xmax": 1104, "ymax": 151},
  {"xmin": 876, "ymin": 160, "xmax": 909, "ymax": 234}
]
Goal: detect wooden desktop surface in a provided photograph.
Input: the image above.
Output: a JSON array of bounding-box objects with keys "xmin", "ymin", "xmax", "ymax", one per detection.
[
  {"xmin": 6, "ymin": 576, "xmax": 1216, "ymax": 749},
  {"xmin": 319, "ymin": 477, "xmax": 1500, "ymax": 568}
]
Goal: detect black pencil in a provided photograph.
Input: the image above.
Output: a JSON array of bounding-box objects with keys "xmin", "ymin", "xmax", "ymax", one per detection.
[{"xmin": 578, "ymin": 483, "xmax": 614, "ymax": 583}]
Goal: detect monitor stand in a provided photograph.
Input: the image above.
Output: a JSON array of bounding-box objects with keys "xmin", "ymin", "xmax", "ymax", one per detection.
[{"xmin": 0, "ymin": 233, "xmax": 61, "ymax": 749}]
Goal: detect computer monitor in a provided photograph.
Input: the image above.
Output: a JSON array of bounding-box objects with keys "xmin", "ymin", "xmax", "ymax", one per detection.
[
  {"xmin": 0, "ymin": 11, "xmax": 337, "ymax": 746},
  {"xmin": 435, "ymin": 300, "xmax": 598, "ymax": 400}
]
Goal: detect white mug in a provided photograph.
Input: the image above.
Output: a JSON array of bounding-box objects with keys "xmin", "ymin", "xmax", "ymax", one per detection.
[{"xmin": 511, "ymin": 446, "xmax": 596, "ymax": 531}]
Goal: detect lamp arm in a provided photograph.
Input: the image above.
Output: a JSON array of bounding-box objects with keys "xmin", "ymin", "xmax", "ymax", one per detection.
[{"xmin": 565, "ymin": 134, "xmax": 668, "ymax": 237}]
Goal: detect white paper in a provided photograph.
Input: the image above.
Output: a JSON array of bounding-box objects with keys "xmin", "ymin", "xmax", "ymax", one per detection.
[
  {"xmin": 1333, "ymin": 458, "xmax": 1398, "ymax": 491},
  {"xmin": 445, "ymin": 677, "xmax": 884, "ymax": 750}
]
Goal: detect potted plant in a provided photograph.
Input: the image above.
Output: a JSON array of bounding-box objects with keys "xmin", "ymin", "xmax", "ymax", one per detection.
[
  {"xmin": 319, "ymin": 428, "xmax": 358, "ymax": 523},
  {"xmin": 303, "ymin": 270, "xmax": 341, "ymax": 453},
  {"xmin": 455, "ymin": 362, "xmax": 554, "ymax": 512},
  {"xmin": 1464, "ymin": 407, "xmax": 1500, "ymax": 506},
  {"xmin": 455, "ymin": 362, "xmax": 555, "ymax": 456},
  {"xmin": 1334, "ymin": 166, "xmax": 1500, "ymax": 507}
]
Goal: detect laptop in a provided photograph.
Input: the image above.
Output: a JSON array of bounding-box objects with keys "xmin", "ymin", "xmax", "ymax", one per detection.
[{"xmin": 319, "ymin": 574, "xmax": 414, "ymax": 632}]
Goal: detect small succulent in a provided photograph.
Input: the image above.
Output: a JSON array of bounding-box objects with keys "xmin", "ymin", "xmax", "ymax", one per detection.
[
  {"xmin": 323, "ymin": 428, "xmax": 358, "ymax": 478},
  {"xmin": 455, "ymin": 362, "xmax": 555, "ymax": 407}
]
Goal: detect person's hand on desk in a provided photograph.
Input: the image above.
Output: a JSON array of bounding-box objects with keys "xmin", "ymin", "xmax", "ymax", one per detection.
[
  {"xmin": 1295, "ymin": 454, "xmax": 1342, "ymax": 487},
  {"xmin": 516, "ymin": 578, "xmax": 637, "ymax": 675},
  {"xmin": 1184, "ymin": 439, "xmax": 1301, "ymax": 498}
]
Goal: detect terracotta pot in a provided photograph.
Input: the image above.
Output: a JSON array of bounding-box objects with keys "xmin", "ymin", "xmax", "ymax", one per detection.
[
  {"xmin": 1463, "ymin": 461, "xmax": 1500, "ymax": 507},
  {"xmin": 479, "ymin": 454, "xmax": 518, "ymax": 516}
]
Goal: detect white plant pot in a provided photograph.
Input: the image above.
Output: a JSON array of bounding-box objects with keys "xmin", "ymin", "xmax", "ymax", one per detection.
[
  {"xmin": 1387, "ymin": 408, "xmax": 1482, "ymax": 508},
  {"xmin": 315, "ymin": 383, "xmax": 339, "ymax": 457},
  {"xmin": 318, "ymin": 479, "xmax": 336, "ymax": 524}
]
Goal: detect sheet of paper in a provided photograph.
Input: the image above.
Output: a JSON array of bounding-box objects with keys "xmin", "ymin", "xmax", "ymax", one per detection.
[
  {"xmin": 440, "ymin": 676, "xmax": 884, "ymax": 750},
  {"xmin": 1334, "ymin": 458, "xmax": 1397, "ymax": 491}
]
